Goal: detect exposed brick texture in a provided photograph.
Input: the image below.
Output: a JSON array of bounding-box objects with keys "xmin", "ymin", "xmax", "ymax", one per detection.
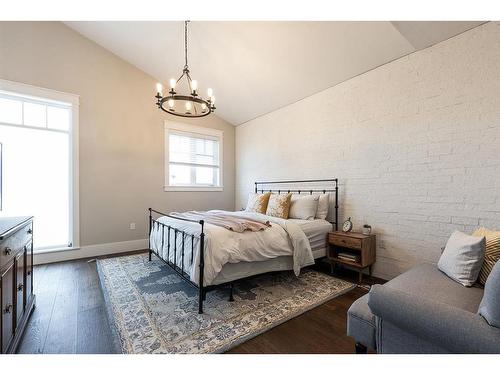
[{"xmin": 235, "ymin": 22, "xmax": 500, "ymax": 280}]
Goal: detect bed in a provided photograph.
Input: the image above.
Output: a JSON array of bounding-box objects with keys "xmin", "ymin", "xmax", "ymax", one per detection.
[{"xmin": 148, "ymin": 178, "xmax": 339, "ymax": 313}]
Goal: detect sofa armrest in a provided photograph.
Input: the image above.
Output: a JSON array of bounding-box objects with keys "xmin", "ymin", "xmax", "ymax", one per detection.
[{"xmin": 368, "ymin": 285, "xmax": 500, "ymax": 353}]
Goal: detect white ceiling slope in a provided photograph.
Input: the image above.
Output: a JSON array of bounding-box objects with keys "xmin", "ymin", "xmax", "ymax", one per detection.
[{"xmin": 65, "ymin": 21, "xmax": 483, "ymax": 125}]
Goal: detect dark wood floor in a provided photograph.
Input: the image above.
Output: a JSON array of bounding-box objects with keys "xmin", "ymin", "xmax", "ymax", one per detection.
[{"xmin": 17, "ymin": 254, "xmax": 380, "ymax": 354}]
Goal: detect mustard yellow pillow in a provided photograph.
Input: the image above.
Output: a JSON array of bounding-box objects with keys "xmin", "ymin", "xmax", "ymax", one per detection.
[
  {"xmin": 245, "ymin": 192, "xmax": 271, "ymax": 214},
  {"xmin": 473, "ymin": 228, "xmax": 500, "ymax": 285},
  {"xmin": 266, "ymin": 193, "xmax": 292, "ymax": 219}
]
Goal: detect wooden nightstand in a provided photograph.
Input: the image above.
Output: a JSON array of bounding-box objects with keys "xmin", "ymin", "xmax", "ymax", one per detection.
[{"xmin": 327, "ymin": 231, "xmax": 376, "ymax": 283}]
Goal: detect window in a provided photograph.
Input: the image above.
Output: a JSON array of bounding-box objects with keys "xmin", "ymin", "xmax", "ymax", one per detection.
[
  {"xmin": 0, "ymin": 79, "xmax": 79, "ymax": 251},
  {"xmin": 165, "ymin": 122, "xmax": 223, "ymax": 191}
]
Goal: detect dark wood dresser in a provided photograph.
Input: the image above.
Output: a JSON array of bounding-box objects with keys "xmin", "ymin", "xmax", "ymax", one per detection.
[{"xmin": 0, "ymin": 216, "xmax": 35, "ymax": 354}]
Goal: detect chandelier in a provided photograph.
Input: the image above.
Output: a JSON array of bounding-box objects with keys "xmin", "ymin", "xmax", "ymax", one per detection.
[{"xmin": 155, "ymin": 21, "xmax": 215, "ymax": 118}]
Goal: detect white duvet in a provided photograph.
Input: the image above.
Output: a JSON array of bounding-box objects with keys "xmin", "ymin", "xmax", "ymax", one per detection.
[{"xmin": 149, "ymin": 210, "xmax": 315, "ymax": 285}]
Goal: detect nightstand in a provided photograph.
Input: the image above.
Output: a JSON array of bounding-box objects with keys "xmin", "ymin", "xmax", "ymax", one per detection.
[{"xmin": 327, "ymin": 231, "xmax": 376, "ymax": 283}]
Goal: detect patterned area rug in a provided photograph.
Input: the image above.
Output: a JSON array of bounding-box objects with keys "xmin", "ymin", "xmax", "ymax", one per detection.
[{"xmin": 97, "ymin": 253, "xmax": 355, "ymax": 354}]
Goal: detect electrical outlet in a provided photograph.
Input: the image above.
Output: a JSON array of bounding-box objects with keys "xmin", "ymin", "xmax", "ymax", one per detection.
[{"xmin": 129, "ymin": 222, "xmax": 136, "ymax": 230}]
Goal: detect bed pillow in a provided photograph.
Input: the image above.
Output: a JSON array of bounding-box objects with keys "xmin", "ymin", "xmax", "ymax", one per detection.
[
  {"xmin": 289, "ymin": 195, "xmax": 320, "ymax": 220},
  {"xmin": 437, "ymin": 230, "xmax": 486, "ymax": 287},
  {"xmin": 266, "ymin": 193, "xmax": 292, "ymax": 219},
  {"xmin": 315, "ymin": 193, "xmax": 330, "ymax": 220},
  {"xmin": 472, "ymin": 228, "xmax": 500, "ymax": 285},
  {"xmin": 245, "ymin": 192, "xmax": 271, "ymax": 214}
]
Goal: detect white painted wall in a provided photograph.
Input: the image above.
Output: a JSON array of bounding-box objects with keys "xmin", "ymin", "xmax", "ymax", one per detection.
[
  {"xmin": 236, "ymin": 22, "xmax": 500, "ymax": 280},
  {"xmin": 0, "ymin": 22, "xmax": 235, "ymax": 259}
]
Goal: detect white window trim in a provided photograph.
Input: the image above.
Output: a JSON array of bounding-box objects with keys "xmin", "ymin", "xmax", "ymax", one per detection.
[
  {"xmin": 0, "ymin": 78, "xmax": 80, "ymax": 250},
  {"xmin": 164, "ymin": 121, "xmax": 223, "ymax": 192}
]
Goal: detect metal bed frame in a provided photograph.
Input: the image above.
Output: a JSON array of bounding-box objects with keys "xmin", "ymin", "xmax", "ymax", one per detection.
[{"xmin": 148, "ymin": 178, "xmax": 339, "ymax": 314}]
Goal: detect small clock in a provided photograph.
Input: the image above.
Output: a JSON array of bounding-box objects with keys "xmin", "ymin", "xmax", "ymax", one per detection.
[{"xmin": 342, "ymin": 217, "xmax": 353, "ymax": 233}]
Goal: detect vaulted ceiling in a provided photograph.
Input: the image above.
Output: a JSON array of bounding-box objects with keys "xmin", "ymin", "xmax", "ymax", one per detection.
[{"xmin": 65, "ymin": 21, "xmax": 483, "ymax": 125}]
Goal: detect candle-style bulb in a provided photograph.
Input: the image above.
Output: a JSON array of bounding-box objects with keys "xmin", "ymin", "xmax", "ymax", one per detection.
[
  {"xmin": 169, "ymin": 78, "xmax": 176, "ymax": 89},
  {"xmin": 201, "ymin": 103, "xmax": 207, "ymax": 112},
  {"xmin": 191, "ymin": 80, "xmax": 198, "ymax": 92},
  {"xmin": 156, "ymin": 83, "xmax": 163, "ymax": 95},
  {"xmin": 168, "ymin": 99, "xmax": 174, "ymax": 108},
  {"xmin": 207, "ymin": 88, "xmax": 213, "ymax": 97},
  {"xmin": 185, "ymin": 101, "xmax": 192, "ymax": 112}
]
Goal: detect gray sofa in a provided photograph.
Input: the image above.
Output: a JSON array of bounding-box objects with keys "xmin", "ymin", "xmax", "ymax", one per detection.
[{"xmin": 347, "ymin": 262, "xmax": 500, "ymax": 353}]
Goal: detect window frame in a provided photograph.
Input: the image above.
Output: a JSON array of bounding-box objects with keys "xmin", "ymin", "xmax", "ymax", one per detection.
[
  {"xmin": 164, "ymin": 121, "xmax": 224, "ymax": 192},
  {"xmin": 0, "ymin": 78, "xmax": 80, "ymax": 251}
]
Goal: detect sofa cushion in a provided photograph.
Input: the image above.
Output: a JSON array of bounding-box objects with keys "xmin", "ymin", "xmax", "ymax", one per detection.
[
  {"xmin": 347, "ymin": 294, "xmax": 376, "ymax": 349},
  {"xmin": 385, "ymin": 263, "xmax": 484, "ymax": 313},
  {"xmin": 438, "ymin": 231, "xmax": 485, "ymax": 287},
  {"xmin": 478, "ymin": 260, "xmax": 500, "ymax": 328}
]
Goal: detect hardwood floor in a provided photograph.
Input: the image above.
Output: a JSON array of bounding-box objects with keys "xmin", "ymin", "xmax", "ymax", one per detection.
[{"xmin": 17, "ymin": 254, "xmax": 381, "ymax": 354}]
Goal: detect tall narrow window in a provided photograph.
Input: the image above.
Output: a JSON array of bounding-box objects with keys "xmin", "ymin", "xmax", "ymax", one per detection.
[
  {"xmin": 0, "ymin": 80, "xmax": 79, "ymax": 251},
  {"xmin": 165, "ymin": 122, "xmax": 223, "ymax": 191}
]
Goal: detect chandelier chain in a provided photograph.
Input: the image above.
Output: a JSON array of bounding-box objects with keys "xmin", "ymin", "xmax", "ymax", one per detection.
[{"xmin": 184, "ymin": 20, "xmax": 189, "ymax": 69}]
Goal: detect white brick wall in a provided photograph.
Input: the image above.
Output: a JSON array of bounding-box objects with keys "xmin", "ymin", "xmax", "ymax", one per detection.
[{"xmin": 235, "ymin": 22, "xmax": 500, "ymax": 280}]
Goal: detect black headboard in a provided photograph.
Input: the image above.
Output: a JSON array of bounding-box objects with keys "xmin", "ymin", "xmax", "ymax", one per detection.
[{"xmin": 254, "ymin": 178, "xmax": 339, "ymax": 231}]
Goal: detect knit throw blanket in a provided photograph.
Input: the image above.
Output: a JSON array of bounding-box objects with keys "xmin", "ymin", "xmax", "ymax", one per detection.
[{"xmin": 170, "ymin": 211, "xmax": 271, "ymax": 233}]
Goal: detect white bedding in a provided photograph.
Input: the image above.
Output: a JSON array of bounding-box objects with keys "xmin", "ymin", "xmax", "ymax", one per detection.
[{"xmin": 149, "ymin": 210, "xmax": 316, "ymax": 286}]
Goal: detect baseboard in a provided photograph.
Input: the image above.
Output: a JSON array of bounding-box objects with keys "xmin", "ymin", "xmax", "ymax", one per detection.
[{"xmin": 33, "ymin": 238, "xmax": 148, "ymax": 265}]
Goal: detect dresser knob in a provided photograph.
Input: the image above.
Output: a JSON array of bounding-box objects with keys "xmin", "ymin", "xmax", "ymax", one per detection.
[
  {"xmin": 27, "ymin": 228, "xmax": 33, "ymax": 235},
  {"xmin": 18, "ymin": 284, "xmax": 24, "ymax": 291},
  {"xmin": 27, "ymin": 270, "xmax": 31, "ymax": 276},
  {"xmin": 4, "ymin": 247, "xmax": 12, "ymax": 255},
  {"xmin": 4, "ymin": 304, "xmax": 13, "ymax": 314}
]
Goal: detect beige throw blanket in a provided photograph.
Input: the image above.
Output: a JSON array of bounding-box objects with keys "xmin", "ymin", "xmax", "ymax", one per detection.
[{"xmin": 170, "ymin": 210, "xmax": 271, "ymax": 233}]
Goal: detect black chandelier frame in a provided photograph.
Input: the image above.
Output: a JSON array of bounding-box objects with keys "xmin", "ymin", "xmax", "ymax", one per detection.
[{"xmin": 155, "ymin": 21, "xmax": 216, "ymax": 118}]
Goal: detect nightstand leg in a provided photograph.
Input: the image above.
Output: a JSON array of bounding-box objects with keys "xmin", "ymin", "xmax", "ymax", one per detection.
[
  {"xmin": 369, "ymin": 265, "xmax": 372, "ymax": 277},
  {"xmin": 358, "ymin": 270, "xmax": 362, "ymax": 284},
  {"xmin": 330, "ymin": 262, "xmax": 334, "ymax": 275}
]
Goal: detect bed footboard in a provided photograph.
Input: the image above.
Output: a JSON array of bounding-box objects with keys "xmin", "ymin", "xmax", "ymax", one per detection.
[{"xmin": 148, "ymin": 208, "xmax": 206, "ymax": 314}]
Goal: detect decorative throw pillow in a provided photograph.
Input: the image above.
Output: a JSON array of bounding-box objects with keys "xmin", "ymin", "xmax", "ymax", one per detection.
[
  {"xmin": 437, "ymin": 230, "xmax": 486, "ymax": 287},
  {"xmin": 478, "ymin": 260, "xmax": 500, "ymax": 328},
  {"xmin": 315, "ymin": 193, "xmax": 330, "ymax": 220},
  {"xmin": 289, "ymin": 195, "xmax": 320, "ymax": 220},
  {"xmin": 472, "ymin": 228, "xmax": 500, "ymax": 285},
  {"xmin": 245, "ymin": 192, "xmax": 271, "ymax": 214},
  {"xmin": 266, "ymin": 193, "xmax": 292, "ymax": 219}
]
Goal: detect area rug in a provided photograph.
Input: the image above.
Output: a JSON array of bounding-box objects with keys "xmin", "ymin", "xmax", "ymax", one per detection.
[{"xmin": 97, "ymin": 253, "xmax": 355, "ymax": 354}]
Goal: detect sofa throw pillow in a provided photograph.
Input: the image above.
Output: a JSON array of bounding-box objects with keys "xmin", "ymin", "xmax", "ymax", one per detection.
[
  {"xmin": 245, "ymin": 192, "xmax": 271, "ymax": 214},
  {"xmin": 472, "ymin": 228, "xmax": 500, "ymax": 285},
  {"xmin": 289, "ymin": 194, "xmax": 320, "ymax": 220},
  {"xmin": 315, "ymin": 193, "xmax": 329, "ymax": 220},
  {"xmin": 478, "ymin": 260, "xmax": 500, "ymax": 328},
  {"xmin": 266, "ymin": 193, "xmax": 292, "ymax": 219},
  {"xmin": 437, "ymin": 230, "xmax": 486, "ymax": 287}
]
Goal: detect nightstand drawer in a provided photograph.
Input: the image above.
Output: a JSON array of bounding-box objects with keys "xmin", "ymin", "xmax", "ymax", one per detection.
[{"xmin": 329, "ymin": 234, "xmax": 362, "ymax": 249}]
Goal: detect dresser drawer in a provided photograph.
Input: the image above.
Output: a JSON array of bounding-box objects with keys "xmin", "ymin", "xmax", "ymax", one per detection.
[
  {"xmin": 329, "ymin": 234, "xmax": 362, "ymax": 249},
  {"xmin": 0, "ymin": 222, "xmax": 32, "ymax": 268}
]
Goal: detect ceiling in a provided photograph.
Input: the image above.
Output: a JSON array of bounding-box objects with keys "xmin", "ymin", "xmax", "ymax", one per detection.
[{"xmin": 65, "ymin": 21, "xmax": 484, "ymax": 125}]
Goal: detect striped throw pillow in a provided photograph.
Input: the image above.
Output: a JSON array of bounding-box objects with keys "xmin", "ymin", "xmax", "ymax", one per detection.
[{"xmin": 473, "ymin": 228, "xmax": 500, "ymax": 285}]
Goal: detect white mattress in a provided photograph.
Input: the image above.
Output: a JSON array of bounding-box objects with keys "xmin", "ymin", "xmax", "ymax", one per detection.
[
  {"xmin": 289, "ymin": 218, "xmax": 333, "ymax": 252},
  {"xmin": 211, "ymin": 247, "xmax": 328, "ymax": 285}
]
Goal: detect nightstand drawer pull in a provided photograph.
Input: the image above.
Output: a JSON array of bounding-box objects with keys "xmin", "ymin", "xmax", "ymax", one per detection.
[{"xmin": 4, "ymin": 247, "xmax": 12, "ymax": 255}]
